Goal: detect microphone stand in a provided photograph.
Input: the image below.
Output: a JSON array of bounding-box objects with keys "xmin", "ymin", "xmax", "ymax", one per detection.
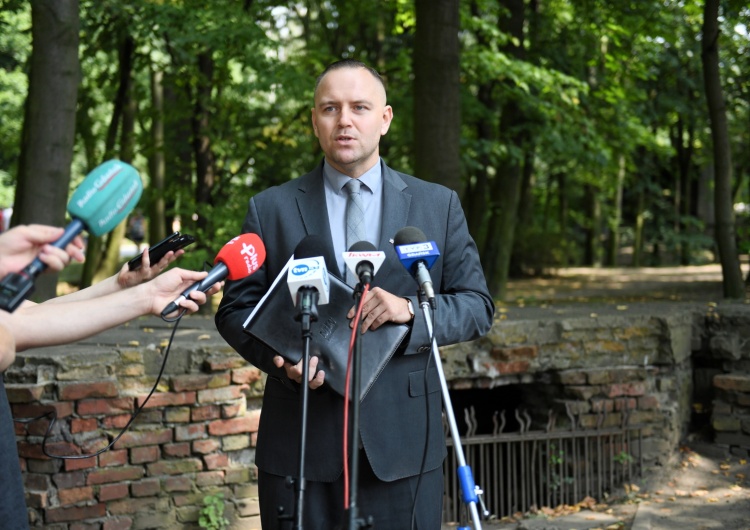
[
  {"xmin": 290, "ymin": 286, "xmax": 319, "ymax": 530},
  {"xmin": 416, "ymin": 295, "xmax": 485, "ymax": 530},
  {"xmin": 345, "ymin": 281, "xmax": 372, "ymax": 530}
]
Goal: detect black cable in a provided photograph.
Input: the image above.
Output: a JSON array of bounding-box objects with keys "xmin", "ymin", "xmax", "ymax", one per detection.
[
  {"xmin": 13, "ymin": 314, "xmax": 183, "ymax": 460},
  {"xmin": 411, "ymin": 304, "xmax": 436, "ymax": 530}
]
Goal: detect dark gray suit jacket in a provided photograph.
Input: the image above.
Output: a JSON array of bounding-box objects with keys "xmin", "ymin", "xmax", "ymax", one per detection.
[{"xmin": 215, "ymin": 160, "xmax": 494, "ymax": 482}]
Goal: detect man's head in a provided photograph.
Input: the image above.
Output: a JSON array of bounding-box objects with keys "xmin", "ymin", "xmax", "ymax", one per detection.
[{"xmin": 312, "ymin": 59, "xmax": 393, "ymax": 178}]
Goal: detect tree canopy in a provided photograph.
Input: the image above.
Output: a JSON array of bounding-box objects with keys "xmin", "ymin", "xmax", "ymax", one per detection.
[{"xmin": 1, "ymin": 0, "xmax": 748, "ymax": 301}]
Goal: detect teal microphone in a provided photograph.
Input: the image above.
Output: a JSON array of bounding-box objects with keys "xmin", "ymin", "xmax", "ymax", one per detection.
[{"xmin": 0, "ymin": 160, "xmax": 143, "ymax": 311}]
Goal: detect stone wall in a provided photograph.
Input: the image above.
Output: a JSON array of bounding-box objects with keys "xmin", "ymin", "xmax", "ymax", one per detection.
[{"xmin": 4, "ymin": 302, "xmax": 749, "ymax": 529}]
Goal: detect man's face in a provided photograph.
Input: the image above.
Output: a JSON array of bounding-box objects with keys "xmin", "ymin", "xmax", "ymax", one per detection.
[{"xmin": 312, "ymin": 67, "xmax": 393, "ymax": 178}]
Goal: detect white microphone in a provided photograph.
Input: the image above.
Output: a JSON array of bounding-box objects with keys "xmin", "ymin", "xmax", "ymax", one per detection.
[
  {"xmin": 286, "ymin": 235, "xmax": 331, "ymax": 306},
  {"xmin": 343, "ymin": 241, "xmax": 385, "ymax": 286}
]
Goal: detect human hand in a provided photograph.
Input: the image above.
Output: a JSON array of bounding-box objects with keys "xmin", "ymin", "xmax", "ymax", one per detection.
[
  {"xmin": 0, "ymin": 314, "xmax": 15, "ymax": 373},
  {"xmin": 0, "ymin": 224, "xmax": 85, "ymax": 277},
  {"xmin": 146, "ymin": 267, "xmax": 223, "ymax": 317},
  {"xmin": 273, "ymin": 354, "xmax": 326, "ymax": 389},
  {"xmin": 347, "ymin": 286, "xmax": 413, "ymax": 333},
  {"xmin": 116, "ymin": 246, "xmax": 185, "ymax": 289}
]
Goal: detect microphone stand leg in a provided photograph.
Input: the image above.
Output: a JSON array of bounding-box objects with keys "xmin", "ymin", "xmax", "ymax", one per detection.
[{"xmin": 418, "ymin": 300, "xmax": 484, "ymax": 530}]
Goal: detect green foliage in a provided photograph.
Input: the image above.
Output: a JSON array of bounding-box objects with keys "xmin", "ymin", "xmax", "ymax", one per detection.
[{"xmin": 198, "ymin": 492, "xmax": 229, "ymax": 530}]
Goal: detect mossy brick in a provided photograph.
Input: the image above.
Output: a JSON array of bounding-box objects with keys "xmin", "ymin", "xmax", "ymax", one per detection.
[
  {"xmin": 146, "ymin": 458, "xmax": 203, "ymax": 476},
  {"xmin": 102, "ymin": 516, "xmax": 134, "ymax": 530},
  {"xmin": 557, "ymin": 370, "xmax": 587, "ymax": 385},
  {"xmin": 107, "ymin": 496, "xmax": 171, "ymax": 516},
  {"xmin": 114, "ymin": 428, "xmax": 173, "ymax": 448},
  {"xmin": 164, "ymin": 406, "xmax": 191, "ymax": 423},
  {"xmin": 171, "ymin": 373, "xmax": 231, "ymax": 392},
  {"xmin": 714, "ymin": 374, "xmax": 750, "ymax": 393},
  {"xmin": 131, "ymin": 478, "xmax": 161, "ymax": 497},
  {"xmin": 175, "ymin": 423, "xmax": 206, "ymax": 441},
  {"xmin": 87, "ymin": 465, "xmax": 144, "ymax": 485},
  {"xmin": 197, "ymin": 385, "xmax": 244, "ymax": 404},
  {"xmin": 44, "ymin": 503, "xmax": 106, "ymax": 524},
  {"xmin": 225, "ymin": 468, "xmax": 251, "ymax": 485},
  {"xmin": 222, "ymin": 434, "xmax": 251, "ymax": 452},
  {"xmin": 5, "ymin": 384, "xmax": 46, "ymax": 403},
  {"xmin": 164, "ymin": 475, "xmax": 192, "ymax": 492},
  {"xmin": 59, "ymin": 381, "xmax": 118, "ymax": 401},
  {"xmin": 713, "ymin": 415, "xmax": 742, "ymax": 432},
  {"xmin": 204, "ymin": 356, "xmax": 247, "ymax": 371}
]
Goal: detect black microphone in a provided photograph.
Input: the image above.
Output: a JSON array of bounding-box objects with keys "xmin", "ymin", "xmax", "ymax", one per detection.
[
  {"xmin": 393, "ymin": 227, "xmax": 440, "ymax": 309},
  {"xmin": 342, "ymin": 241, "xmax": 385, "ymax": 286}
]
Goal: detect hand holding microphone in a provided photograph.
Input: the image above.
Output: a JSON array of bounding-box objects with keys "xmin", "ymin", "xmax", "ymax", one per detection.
[
  {"xmin": 160, "ymin": 233, "xmax": 266, "ymax": 318},
  {"xmin": 0, "ymin": 160, "xmax": 143, "ymax": 312}
]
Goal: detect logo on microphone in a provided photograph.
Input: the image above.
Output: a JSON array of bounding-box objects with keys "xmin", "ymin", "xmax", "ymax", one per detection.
[
  {"xmin": 291, "ymin": 259, "xmax": 322, "ymax": 277},
  {"xmin": 241, "ymin": 242, "xmax": 261, "ymax": 273}
]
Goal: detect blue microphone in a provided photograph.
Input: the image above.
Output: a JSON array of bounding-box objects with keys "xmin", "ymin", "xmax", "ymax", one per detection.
[{"xmin": 394, "ymin": 226, "xmax": 440, "ymax": 308}]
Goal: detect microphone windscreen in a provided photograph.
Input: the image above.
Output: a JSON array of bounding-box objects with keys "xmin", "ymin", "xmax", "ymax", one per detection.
[
  {"xmin": 348, "ymin": 240, "xmax": 377, "ymax": 252},
  {"xmin": 394, "ymin": 226, "xmax": 427, "ymax": 247},
  {"xmin": 215, "ymin": 233, "xmax": 266, "ymax": 280},
  {"xmin": 66, "ymin": 160, "xmax": 143, "ymax": 237},
  {"xmin": 294, "ymin": 234, "xmax": 327, "ymax": 260}
]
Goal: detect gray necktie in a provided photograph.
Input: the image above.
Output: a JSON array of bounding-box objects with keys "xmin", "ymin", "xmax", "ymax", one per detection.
[{"xmin": 344, "ymin": 179, "xmax": 366, "ymax": 285}]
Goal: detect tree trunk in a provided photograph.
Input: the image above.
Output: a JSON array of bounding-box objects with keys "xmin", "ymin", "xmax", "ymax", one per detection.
[
  {"xmin": 483, "ymin": 0, "xmax": 527, "ymax": 298},
  {"xmin": 13, "ymin": 0, "xmax": 79, "ymax": 301},
  {"xmin": 149, "ymin": 67, "xmax": 167, "ymax": 243},
  {"xmin": 192, "ymin": 51, "xmax": 216, "ymax": 237},
  {"xmin": 702, "ymin": 0, "xmax": 743, "ymax": 298},
  {"xmin": 413, "ymin": 0, "xmax": 461, "ymax": 193}
]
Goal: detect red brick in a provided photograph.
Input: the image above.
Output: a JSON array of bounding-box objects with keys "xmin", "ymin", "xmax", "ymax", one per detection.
[
  {"xmin": 24, "ymin": 473, "xmax": 51, "ymax": 491},
  {"xmin": 64, "ymin": 455, "xmax": 98, "ymax": 472},
  {"xmin": 59, "ymin": 381, "xmax": 118, "ymax": 401},
  {"xmin": 130, "ymin": 445, "xmax": 160, "ymax": 464},
  {"xmin": 114, "ymin": 428, "xmax": 172, "ymax": 448},
  {"xmin": 87, "ymin": 465, "xmax": 144, "ymax": 485},
  {"xmin": 45, "ymin": 503, "xmax": 106, "ymax": 523},
  {"xmin": 714, "ymin": 374, "xmax": 750, "ymax": 393},
  {"xmin": 131, "ymin": 478, "xmax": 161, "ymax": 497},
  {"xmin": 164, "ymin": 476, "xmax": 192, "ymax": 492},
  {"xmin": 103, "ymin": 517, "xmax": 133, "ymax": 530},
  {"xmin": 192, "ymin": 439, "xmax": 220, "ymax": 454},
  {"xmin": 222, "ymin": 402, "xmax": 243, "ymax": 418},
  {"xmin": 197, "ymin": 385, "xmax": 244, "ymax": 404},
  {"xmin": 175, "ymin": 423, "xmax": 206, "ymax": 441},
  {"xmin": 195, "ymin": 470, "xmax": 224, "ymax": 486},
  {"xmin": 58, "ymin": 486, "xmax": 95, "ymax": 506},
  {"xmin": 77, "ymin": 398, "xmax": 134, "ymax": 416},
  {"xmin": 4, "ymin": 384, "xmax": 46, "ymax": 403},
  {"xmin": 171, "ymin": 373, "xmax": 231, "ymax": 392},
  {"xmin": 192, "ymin": 405, "xmax": 221, "ymax": 421},
  {"xmin": 204, "ymin": 453, "xmax": 228, "ymax": 470},
  {"xmin": 135, "ymin": 391, "xmax": 196, "ymax": 409},
  {"xmin": 208, "ymin": 416, "xmax": 258, "ymax": 436},
  {"xmin": 98, "ymin": 449, "xmax": 128, "ymax": 467},
  {"xmin": 490, "ymin": 345, "xmax": 538, "ymax": 361},
  {"xmin": 101, "ymin": 414, "xmax": 132, "ymax": 429},
  {"xmin": 98, "ymin": 483, "xmax": 129, "ymax": 502},
  {"xmin": 162, "ymin": 442, "xmax": 191, "ymax": 458},
  {"xmin": 606, "ymin": 382, "xmax": 646, "ymax": 397},
  {"xmin": 12, "ymin": 401, "xmax": 74, "ymax": 419},
  {"xmin": 164, "ymin": 407, "xmax": 190, "ymax": 423},
  {"xmin": 52, "ymin": 470, "xmax": 86, "ymax": 489},
  {"xmin": 17, "ymin": 440, "xmax": 80, "ymax": 460},
  {"xmin": 484, "ymin": 360, "xmax": 531, "ymax": 375},
  {"xmin": 71, "ymin": 418, "xmax": 99, "ymax": 433},
  {"xmin": 232, "ymin": 366, "xmax": 262, "ymax": 385}
]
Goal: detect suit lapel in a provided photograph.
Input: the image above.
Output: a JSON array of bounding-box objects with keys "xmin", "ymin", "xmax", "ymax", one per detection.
[
  {"xmin": 377, "ymin": 163, "xmax": 411, "ymax": 284},
  {"xmin": 294, "ymin": 165, "xmax": 339, "ymax": 271}
]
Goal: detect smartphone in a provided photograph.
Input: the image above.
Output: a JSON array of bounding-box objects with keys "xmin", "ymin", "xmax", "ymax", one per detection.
[{"xmin": 127, "ymin": 231, "xmax": 196, "ymax": 271}]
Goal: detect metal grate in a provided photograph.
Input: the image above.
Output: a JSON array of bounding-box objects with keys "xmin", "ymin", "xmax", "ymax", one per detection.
[{"xmin": 442, "ymin": 404, "xmax": 643, "ymax": 524}]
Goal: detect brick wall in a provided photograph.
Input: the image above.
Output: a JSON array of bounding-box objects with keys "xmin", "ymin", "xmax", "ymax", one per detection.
[{"xmin": 7, "ymin": 318, "xmax": 263, "ymax": 530}]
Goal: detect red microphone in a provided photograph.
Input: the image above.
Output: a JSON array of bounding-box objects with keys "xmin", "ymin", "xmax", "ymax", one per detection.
[{"xmin": 161, "ymin": 233, "xmax": 266, "ymax": 317}]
